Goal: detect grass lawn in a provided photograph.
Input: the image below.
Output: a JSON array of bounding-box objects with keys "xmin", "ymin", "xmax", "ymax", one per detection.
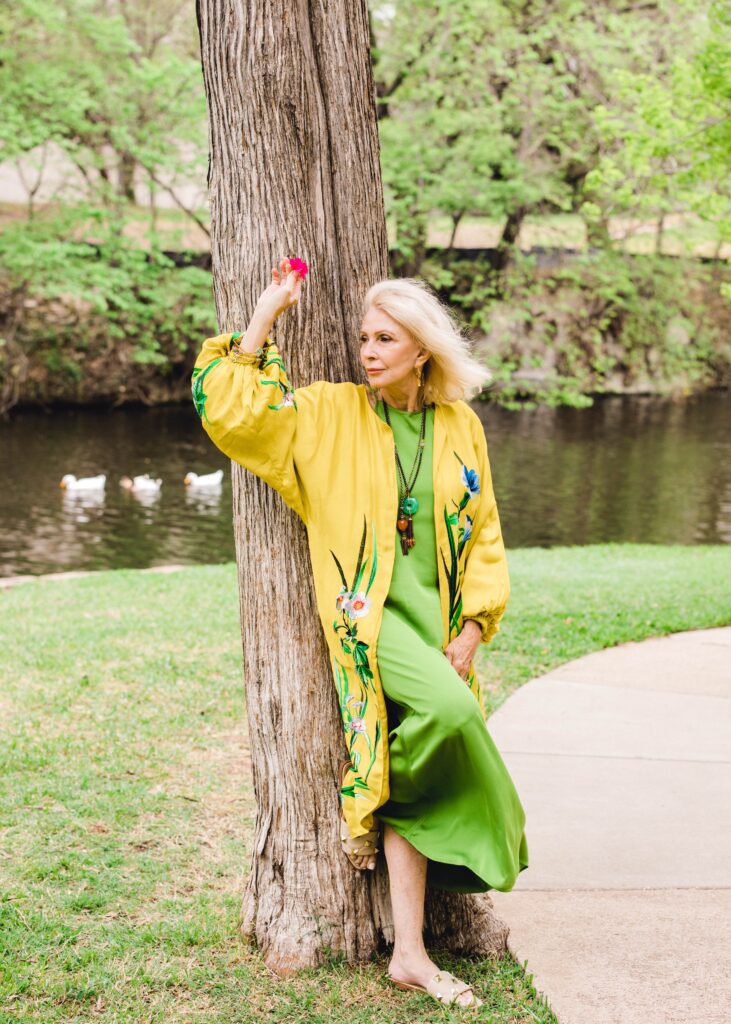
[{"xmin": 1, "ymin": 543, "xmax": 729, "ymax": 1023}]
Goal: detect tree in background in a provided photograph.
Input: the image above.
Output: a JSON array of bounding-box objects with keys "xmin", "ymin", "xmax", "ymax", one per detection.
[
  {"xmin": 0, "ymin": 0, "xmax": 212, "ymax": 412},
  {"xmin": 1, "ymin": 0, "xmax": 721, "ymax": 266},
  {"xmin": 585, "ymin": 0, "xmax": 731, "ymax": 275},
  {"xmin": 0, "ymin": 0, "xmax": 205, "ymax": 231},
  {"xmin": 0, "ymin": 0, "xmax": 727, "ymax": 414},
  {"xmin": 370, "ymin": 0, "xmax": 711, "ymax": 277}
]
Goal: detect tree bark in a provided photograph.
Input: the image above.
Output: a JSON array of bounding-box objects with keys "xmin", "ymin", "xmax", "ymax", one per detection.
[
  {"xmin": 494, "ymin": 205, "xmax": 527, "ymax": 275},
  {"xmin": 118, "ymin": 150, "xmax": 137, "ymax": 202},
  {"xmin": 197, "ymin": 0, "xmax": 509, "ymax": 975}
]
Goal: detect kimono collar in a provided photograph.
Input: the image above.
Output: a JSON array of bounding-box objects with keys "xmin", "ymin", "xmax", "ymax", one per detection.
[{"xmin": 358, "ymin": 383, "xmax": 448, "ymax": 475}]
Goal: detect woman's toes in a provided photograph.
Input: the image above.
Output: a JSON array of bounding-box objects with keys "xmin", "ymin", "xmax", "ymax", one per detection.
[{"xmin": 457, "ymin": 989, "xmax": 480, "ymax": 1007}]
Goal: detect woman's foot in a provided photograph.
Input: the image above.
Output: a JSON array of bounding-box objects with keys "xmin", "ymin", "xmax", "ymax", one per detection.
[
  {"xmin": 349, "ymin": 850, "xmax": 376, "ymax": 870},
  {"xmin": 340, "ymin": 828, "xmax": 378, "ymax": 870},
  {"xmin": 388, "ymin": 950, "xmax": 480, "ymax": 1008},
  {"xmin": 339, "ymin": 760, "xmax": 378, "ymax": 870}
]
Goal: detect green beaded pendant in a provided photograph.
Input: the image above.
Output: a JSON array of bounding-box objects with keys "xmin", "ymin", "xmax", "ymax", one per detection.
[{"xmin": 402, "ymin": 495, "xmax": 419, "ymax": 515}]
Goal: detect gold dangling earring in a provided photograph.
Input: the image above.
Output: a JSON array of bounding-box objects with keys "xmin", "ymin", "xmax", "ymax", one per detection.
[
  {"xmin": 415, "ymin": 361, "xmax": 426, "ymax": 407},
  {"xmin": 363, "ymin": 371, "xmax": 378, "ymax": 402}
]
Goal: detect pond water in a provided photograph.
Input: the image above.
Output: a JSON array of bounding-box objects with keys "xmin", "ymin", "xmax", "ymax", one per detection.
[{"xmin": 1, "ymin": 390, "xmax": 729, "ymax": 578}]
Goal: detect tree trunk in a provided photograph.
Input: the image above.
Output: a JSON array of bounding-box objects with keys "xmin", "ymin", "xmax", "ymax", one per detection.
[
  {"xmin": 118, "ymin": 150, "xmax": 137, "ymax": 203},
  {"xmin": 391, "ymin": 191, "xmax": 429, "ymax": 277},
  {"xmin": 494, "ymin": 205, "xmax": 527, "ymax": 275},
  {"xmin": 197, "ymin": 0, "xmax": 509, "ymax": 975},
  {"xmin": 655, "ymin": 213, "xmax": 665, "ymax": 255}
]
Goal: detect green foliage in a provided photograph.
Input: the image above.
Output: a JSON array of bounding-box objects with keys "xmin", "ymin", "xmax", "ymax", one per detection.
[
  {"xmin": 0, "ymin": 0, "xmax": 211, "ymax": 410},
  {"xmin": 0, "ymin": 0, "xmax": 728, "ymax": 411},
  {"xmin": 422, "ymin": 249, "xmax": 727, "ymax": 408},
  {"xmin": 370, "ymin": 0, "xmax": 709, "ymax": 271},
  {"xmin": 0, "ymin": 0, "xmax": 206, "ymax": 194},
  {"xmin": 585, "ymin": 0, "xmax": 731, "ymax": 260},
  {"xmin": 0, "ymin": 212, "xmax": 214, "ymax": 395}
]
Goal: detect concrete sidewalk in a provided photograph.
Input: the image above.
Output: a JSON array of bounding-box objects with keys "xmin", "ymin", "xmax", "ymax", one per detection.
[{"xmin": 488, "ymin": 626, "xmax": 731, "ymax": 1024}]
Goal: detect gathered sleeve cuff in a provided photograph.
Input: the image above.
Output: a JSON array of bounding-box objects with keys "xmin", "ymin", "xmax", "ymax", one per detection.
[
  {"xmin": 460, "ymin": 415, "xmax": 510, "ymax": 645},
  {"xmin": 191, "ymin": 331, "xmax": 306, "ymax": 521}
]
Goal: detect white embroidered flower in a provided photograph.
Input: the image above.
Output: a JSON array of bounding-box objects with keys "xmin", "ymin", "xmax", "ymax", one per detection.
[{"xmin": 345, "ymin": 591, "xmax": 371, "ymax": 618}]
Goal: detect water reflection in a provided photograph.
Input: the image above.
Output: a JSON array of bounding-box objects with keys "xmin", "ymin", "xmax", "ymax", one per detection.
[
  {"xmin": 0, "ymin": 391, "xmax": 728, "ymax": 576},
  {"xmin": 127, "ymin": 493, "xmax": 162, "ymax": 520},
  {"xmin": 61, "ymin": 490, "xmax": 106, "ymax": 525},
  {"xmin": 472, "ymin": 390, "xmax": 731, "ymax": 548},
  {"xmin": 184, "ymin": 486, "xmax": 223, "ymax": 517}
]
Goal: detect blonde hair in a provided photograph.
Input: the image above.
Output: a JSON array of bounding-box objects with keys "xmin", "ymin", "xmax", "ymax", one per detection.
[{"xmin": 361, "ymin": 277, "xmax": 491, "ymax": 405}]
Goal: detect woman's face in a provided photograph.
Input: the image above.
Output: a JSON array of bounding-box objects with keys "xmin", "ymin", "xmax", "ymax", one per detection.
[{"xmin": 358, "ymin": 306, "xmax": 428, "ymax": 397}]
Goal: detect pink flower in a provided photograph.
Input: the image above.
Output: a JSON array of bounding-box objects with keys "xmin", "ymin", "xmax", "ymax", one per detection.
[{"xmin": 289, "ymin": 257, "xmax": 309, "ymax": 278}]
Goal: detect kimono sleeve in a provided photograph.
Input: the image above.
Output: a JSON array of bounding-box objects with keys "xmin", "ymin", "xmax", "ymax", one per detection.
[
  {"xmin": 460, "ymin": 413, "xmax": 510, "ymax": 645},
  {"xmin": 191, "ymin": 331, "xmax": 306, "ymax": 521}
]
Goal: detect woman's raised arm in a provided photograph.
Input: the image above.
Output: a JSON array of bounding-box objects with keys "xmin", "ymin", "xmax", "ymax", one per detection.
[{"xmin": 191, "ymin": 258, "xmax": 309, "ymax": 520}]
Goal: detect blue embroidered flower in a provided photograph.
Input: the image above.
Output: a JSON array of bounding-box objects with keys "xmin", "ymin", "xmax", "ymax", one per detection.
[
  {"xmin": 463, "ymin": 513, "xmax": 473, "ymax": 543},
  {"xmin": 443, "ymin": 452, "xmax": 483, "ymax": 639},
  {"xmin": 461, "ymin": 465, "xmax": 480, "ymax": 498}
]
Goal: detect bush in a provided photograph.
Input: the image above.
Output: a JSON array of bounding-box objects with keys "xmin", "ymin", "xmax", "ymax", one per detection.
[
  {"xmin": 0, "ymin": 213, "xmax": 215, "ymax": 412},
  {"xmin": 421, "ymin": 248, "xmax": 731, "ymax": 408}
]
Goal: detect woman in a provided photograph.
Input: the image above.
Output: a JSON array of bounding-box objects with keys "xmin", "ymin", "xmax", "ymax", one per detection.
[{"xmin": 192, "ymin": 258, "xmax": 529, "ymax": 1010}]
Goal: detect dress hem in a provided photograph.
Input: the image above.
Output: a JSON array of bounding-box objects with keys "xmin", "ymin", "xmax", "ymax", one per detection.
[{"xmin": 377, "ymin": 812, "xmax": 529, "ymax": 894}]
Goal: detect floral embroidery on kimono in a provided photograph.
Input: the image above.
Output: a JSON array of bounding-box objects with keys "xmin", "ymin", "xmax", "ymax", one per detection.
[
  {"xmin": 229, "ymin": 332, "xmax": 298, "ymax": 410},
  {"xmin": 330, "ymin": 516, "xmax": 381, "ymax": 805},
  {"xmin": 191, "ymin": 330, "xmax": 510, "ymax": 838},
  {"xmin": 440, "ymin": 450, "xmax": 481, "ymax": 640},
  {"xmin": 191, "ymin": 359, "xmax": 223, "ymax": 422}
]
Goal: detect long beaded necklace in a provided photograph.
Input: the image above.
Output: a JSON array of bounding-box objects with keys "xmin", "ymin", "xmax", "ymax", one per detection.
[{"xmin": 381, "ymin": 398, "xmax": 429, "ymax": 556}]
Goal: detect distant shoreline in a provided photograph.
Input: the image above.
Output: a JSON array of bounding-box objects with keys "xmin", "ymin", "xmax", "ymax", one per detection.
[{"xmin": 0, "ymin": 563, "xmax": 188, "ymax": 590}]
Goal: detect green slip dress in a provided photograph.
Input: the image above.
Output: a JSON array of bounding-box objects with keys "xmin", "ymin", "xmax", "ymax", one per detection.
[{"xmin": 373, "ymin": 397, "xmax": 529, "ymax": 893}]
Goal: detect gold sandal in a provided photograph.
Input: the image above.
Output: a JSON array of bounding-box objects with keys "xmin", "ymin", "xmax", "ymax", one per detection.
[
  {"xmin": 338, "ymin": 758, "xmax": 380, "ymax": 869},
  {"xmin": 388, "ymin": 969, "xmax": 483, "ymax": 1008}
]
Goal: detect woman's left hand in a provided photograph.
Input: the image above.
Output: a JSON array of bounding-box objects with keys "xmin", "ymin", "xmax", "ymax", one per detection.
[{"xmin": 444, "ymin": 619, "xmax": 482, "ymax": 680}]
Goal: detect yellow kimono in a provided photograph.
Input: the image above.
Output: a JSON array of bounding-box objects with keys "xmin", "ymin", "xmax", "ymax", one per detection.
[{"xmin": 192, "ymin": 332, "xmax": 510, "ymax": 840}]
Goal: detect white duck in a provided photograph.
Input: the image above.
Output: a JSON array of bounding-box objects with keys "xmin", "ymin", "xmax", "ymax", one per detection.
[
  {"xmin": 120, "ymin": 474, "xmax": 162, "ymax": 494},
  {"xmin": 184, "ymin": 470, "xmax": 224, "ymax": 488},
  {"xmin": 60, "ymin": 473, "xmax": 106, "ymax": 491}
]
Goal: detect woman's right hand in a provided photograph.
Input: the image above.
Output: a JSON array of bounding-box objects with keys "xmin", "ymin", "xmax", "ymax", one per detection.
[{"xmin": 256, "ymin": 257, "xmax": 306, "ymax": 320}]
